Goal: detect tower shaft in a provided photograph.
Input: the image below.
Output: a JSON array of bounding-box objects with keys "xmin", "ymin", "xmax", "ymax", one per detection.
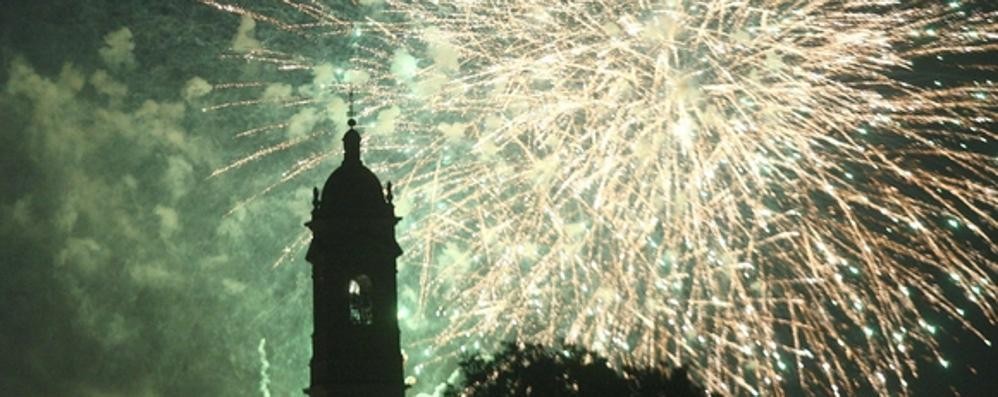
[{"xmin": 304, "ymin": 118, "xmax": 404, "ymax": 397}]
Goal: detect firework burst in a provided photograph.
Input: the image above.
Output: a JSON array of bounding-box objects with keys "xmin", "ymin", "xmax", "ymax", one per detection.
[{"xmin": 200, "ymin": 1, "xmax": 996, "ymax": 395}]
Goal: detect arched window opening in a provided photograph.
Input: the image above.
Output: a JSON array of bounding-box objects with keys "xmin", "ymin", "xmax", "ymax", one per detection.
[{"xmin": 348, "ymin": 275, "xmax": 373, "ymax": 325}]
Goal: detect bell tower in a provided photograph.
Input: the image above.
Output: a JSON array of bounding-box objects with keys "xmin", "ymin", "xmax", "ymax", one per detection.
[{"xmin": 304, "ymin": 108, "xmax": 404, "ymax": 396}]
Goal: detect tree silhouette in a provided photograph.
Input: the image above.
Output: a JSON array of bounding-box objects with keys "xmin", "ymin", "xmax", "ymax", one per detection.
[{"xmin": 443, "ymin": 342, "xmax": 707, "ymax": 397}]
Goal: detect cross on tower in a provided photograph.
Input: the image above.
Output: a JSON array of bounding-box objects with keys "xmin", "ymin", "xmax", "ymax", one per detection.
[{"xmin": 347, "ymin": 89, "xmax": 356, "ymax": 125}]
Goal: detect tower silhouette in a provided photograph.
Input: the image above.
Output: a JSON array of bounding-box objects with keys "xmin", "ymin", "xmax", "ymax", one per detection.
[{"xmin": 304, "ymin": 109, "xmax": 404, "ymax": 396}]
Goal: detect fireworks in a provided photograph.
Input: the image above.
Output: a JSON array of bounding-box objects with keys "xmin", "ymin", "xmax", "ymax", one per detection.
[{"xmin": 200, "ymin": 1, "xmax": 996, "ymax": 395}]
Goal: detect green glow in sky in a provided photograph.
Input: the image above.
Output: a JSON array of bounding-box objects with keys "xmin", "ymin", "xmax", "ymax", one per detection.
[{"xmin": 1, "ymin": 1, "xmax": 995, "ymax": 396}]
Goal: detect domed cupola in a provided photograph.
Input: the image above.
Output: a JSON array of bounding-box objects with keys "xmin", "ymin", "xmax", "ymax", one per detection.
[
  {"xmin": 314, "ymin": 118, "xmax": 392, "ymax": 218},
  {"xmin": 305, "ymin": 108, "xmax": 402, "ymax": 264}
]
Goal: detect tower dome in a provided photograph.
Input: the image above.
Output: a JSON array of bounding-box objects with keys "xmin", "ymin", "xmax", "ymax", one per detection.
[{"xmin": 315, "ymin": 119, "xmax": 392, "ymax": 218}]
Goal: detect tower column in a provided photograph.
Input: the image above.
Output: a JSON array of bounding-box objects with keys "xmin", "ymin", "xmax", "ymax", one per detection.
[{"xmin": 304, "ymin": 115, "xmax": 404, "ymax": 397}]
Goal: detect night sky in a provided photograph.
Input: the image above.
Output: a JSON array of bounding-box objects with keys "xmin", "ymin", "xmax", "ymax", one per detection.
[{"xmin": 1, "ymin": 1, "xmax": 995, "ymax": 396}]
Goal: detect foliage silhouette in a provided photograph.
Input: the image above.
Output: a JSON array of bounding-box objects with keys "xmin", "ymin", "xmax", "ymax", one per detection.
[{"xmin": 443, "ymin": 342, "xmax": 707, "ymax": 397}]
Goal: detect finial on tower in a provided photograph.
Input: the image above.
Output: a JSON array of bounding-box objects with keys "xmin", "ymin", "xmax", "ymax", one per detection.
[
  {"xmin": 347, "ymin": 88, "xmax": 357, "ymax": 127},
  {"xmin": 343, "ymin": 88, "xmax": 361, "ymax": 164}
]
